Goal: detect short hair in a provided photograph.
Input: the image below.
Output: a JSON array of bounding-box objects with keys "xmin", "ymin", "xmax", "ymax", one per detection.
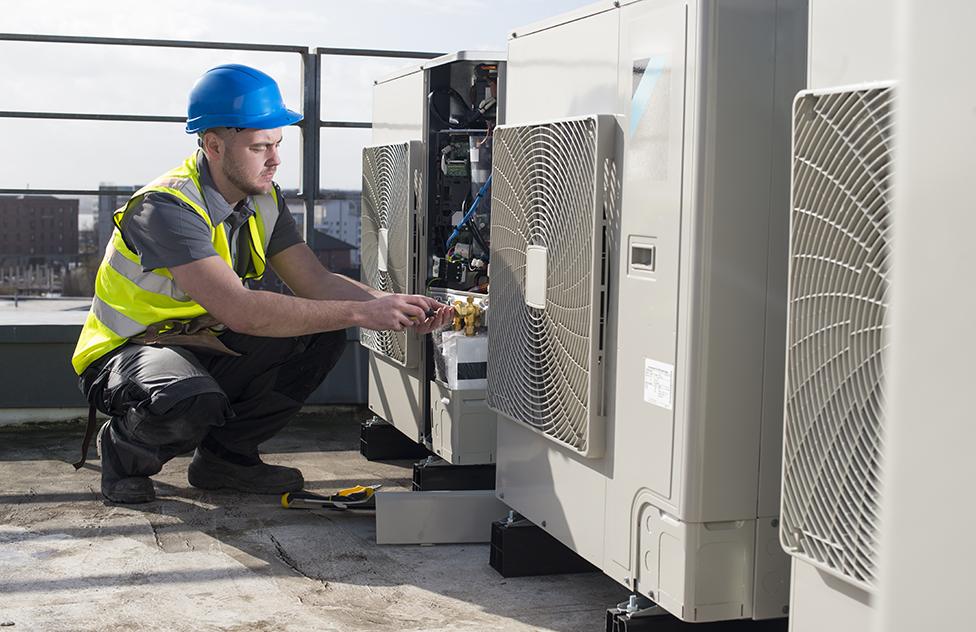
[{"xmin": 197, "ymin": 127, "xmax": 244, "ymax": 148}]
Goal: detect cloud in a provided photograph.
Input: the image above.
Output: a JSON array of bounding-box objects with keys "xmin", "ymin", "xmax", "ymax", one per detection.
[
  {"xmin": 1, "ymin": 0, "xmax": 593, "ymax": 190},
  {"xmin": 363, "ymin": 0, "xmax": 488, "ymax": 14}
]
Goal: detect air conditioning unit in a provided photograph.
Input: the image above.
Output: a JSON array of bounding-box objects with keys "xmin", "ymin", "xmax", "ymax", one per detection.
[
  {"xmin": 779, "ymin": 2, "xmax": 897, "ymax": 631},
  {"xmin": 362, "ymin": 52, "xmax": 506, "ymax": 464},
  {"xmin": 489, "ymin": 0, "xmax": 807, "ymax": 623}
]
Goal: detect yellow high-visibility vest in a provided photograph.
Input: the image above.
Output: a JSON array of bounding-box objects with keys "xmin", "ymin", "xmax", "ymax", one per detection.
[{"xmin": 71, "ymin": 152, "xmax": 279, "ymax": 375}]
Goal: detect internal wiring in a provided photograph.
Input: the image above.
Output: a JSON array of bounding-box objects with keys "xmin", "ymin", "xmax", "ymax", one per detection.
[
  {"xmin": 428, "ymin": 87, "xmax": 474, "ymax": 128},
  {"xmin": 469, "ymin": 221, "xmax": 489, "ymax": 257},
  {"xmin": 445, "ymin": 174, "xmax": 492, "ymax": 250},
  {"xmin": 477, "ymin": 122, "xmax": 494, "ymax": 147}
]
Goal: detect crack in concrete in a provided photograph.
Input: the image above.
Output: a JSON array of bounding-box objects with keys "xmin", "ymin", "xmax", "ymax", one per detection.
[
  {"xmin": 267, "ymin": 533, "xmax": 327, "ymax": 589},
  {"xmin": 268, "ymin": 532, "xmax": 304, "ymax": 576},
  {"xmin": 149, "ymin": 521, "xmax": 162, "ymax": 550}
]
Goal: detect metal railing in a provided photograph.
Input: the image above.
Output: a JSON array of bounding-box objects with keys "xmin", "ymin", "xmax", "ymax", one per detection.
[{"xmin": 0, "ymin": 32, "xmax": 441, "ymax": 245}]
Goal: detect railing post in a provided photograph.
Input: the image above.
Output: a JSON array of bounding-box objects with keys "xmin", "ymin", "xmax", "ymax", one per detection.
[{"xmin": 300, "ymin": 48, "xmax": 321, "ymax": 249}]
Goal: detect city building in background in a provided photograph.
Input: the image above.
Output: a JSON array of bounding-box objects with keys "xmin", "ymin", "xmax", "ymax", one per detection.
[
  {"xmin": 96, "ymin": 183, "xmax": 137, "ymax": 255},
  {"xmin": 287, "ymin": 190, "xmax": 362, "ymax": 267},
  {"xmin": 312, "ymin": 230, "xmax": 357, "ymax": 274},
  {"xmin": 0, "ymin": 195, "xmax": 78, "ymax": 260},
  {"xmin": 1, "ymin": 184, "xmax": 362, "ymax": 298},
  {"xmin": 319, "ymin": 191, "xmax": 362, "ymax": 266},
  {"xmin": 0, "ymin": 195, "xmax": 79, "ymax": 295},
  {"xmin": 250, "ymin": 228, "xmax": 357, "ymax": 294}
]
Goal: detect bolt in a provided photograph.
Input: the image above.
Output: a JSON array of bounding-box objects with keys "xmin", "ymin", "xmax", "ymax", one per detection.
[
  {"xmin": 506, "ymin": 510, "xmax": 515, "ymax": 524},
  {"xmin": 626, "ymin": 595, "xmax": 639, "ymax": 613}
]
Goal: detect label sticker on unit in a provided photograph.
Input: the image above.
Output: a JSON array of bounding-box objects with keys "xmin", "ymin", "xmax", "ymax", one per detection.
[{"xmin": 643, "ymin": 359, "xmax": 674, "ymax": 410}]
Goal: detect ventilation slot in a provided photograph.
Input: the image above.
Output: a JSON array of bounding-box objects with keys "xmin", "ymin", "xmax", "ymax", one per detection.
[
  {"xmin": 360, "ymin": 142, "xmax": 417, "ymax": 367},
  {"xmin": 487, "ymin": 114, "xmax": 616, "ymax": 457},
  {"xmin": 781, "ymin": 84, "xmax": 894, "ymax": 592}
]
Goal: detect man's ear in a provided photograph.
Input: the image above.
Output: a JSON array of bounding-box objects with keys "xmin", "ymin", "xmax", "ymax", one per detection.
[{"xmin": 201, "ymin": 131, "xmax": 223, "ymax": 160}]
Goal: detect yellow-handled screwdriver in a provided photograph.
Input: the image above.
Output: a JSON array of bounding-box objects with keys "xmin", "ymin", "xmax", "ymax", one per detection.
[{"xmin": 281, "ymin": 485, "xmax": 382, "ymax": 511}]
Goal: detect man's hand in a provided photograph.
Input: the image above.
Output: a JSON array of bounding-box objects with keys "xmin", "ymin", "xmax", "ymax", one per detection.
[
  {"xmin": 169, "ymin": 255, "xmax": 455, "ymax": 338},
  {"xmin": 359, "ymin": 294, "xmax": 449, "ymax": 333},
  {"xmin": 410, "ymin": 302, "xmax": 455, "ymax": 335}
]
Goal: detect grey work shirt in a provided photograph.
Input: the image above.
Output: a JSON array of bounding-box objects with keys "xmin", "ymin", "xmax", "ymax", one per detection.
[{"xmin": 120, "ymin": 151, "xmax": 302, "ymax": 277}]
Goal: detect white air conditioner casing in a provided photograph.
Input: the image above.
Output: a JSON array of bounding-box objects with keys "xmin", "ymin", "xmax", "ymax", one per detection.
[
  {"xmin": 364, "ymin": 53, "xmax": 506, "ymax": 458},
  {"xmin": 490, "ymin": 0, "xmax": 807, "ymax": 622},
  {"xmin": 366, "ymin": 65, "xmax": 428, "ymax": 445},
  {"xmin": 780, "ymin": 3, "xmax": 897, "ymax": 631}
]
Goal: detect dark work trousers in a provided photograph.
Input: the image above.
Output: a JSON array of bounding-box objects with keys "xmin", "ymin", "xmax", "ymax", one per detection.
[{"xmin": 79, "ymin": 330, "xmax": 346, "ymax": 484}]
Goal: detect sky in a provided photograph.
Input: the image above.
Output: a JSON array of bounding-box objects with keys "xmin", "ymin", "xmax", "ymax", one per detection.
[{"xmin": 1, "ymin": 0, "xmax": 593, "ymax": 197}]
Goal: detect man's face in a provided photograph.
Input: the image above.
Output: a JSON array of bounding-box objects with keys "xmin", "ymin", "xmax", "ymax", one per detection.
[{"xmin": 214, "ymin": 128, "xmax": 283, "ymax": 196}]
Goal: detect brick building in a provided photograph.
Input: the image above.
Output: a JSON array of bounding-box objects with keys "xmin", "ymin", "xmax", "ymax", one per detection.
[{"xmin": 0, "ymin": 195, "xmax": 79, "ymax": 261}]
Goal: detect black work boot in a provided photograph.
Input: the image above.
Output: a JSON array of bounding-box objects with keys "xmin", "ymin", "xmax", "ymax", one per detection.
[
  {"xmin": 187, "ymin": 445, "xmax": 303, "ymax": 494},
  {"xmin": 99, "ymin": 421, "xmax": 156, "ymax": 504},
  {"xmin": 104, "ymin": 477, "xmax": 156, "ymax": 504}
]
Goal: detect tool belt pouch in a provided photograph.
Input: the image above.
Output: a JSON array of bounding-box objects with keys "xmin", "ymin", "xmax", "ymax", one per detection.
[{"xmin": 129, "ymin": 315, "xmax": 241, "ymax": 357}]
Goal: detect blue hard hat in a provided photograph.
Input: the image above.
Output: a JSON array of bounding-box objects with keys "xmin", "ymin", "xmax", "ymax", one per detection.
[{"xmin": 185, "ymin": 64, "xmax": 303, "ymax": 133}]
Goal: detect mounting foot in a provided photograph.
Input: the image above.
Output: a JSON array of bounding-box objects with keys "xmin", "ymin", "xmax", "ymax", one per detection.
[
  {"xmin": 412, "ymin": 456, "xmax": 495, "ymax": 490},
  {"xmin": 606, "ymin": 596, "xmax": 788, "ymax": 632},
  {"xmin": 489, "ymin": 513, "xmax": 599, "ymax": 577},
  {"xmin": 360, "ymin": 417, "xmax": 431, "ymax": 461}
]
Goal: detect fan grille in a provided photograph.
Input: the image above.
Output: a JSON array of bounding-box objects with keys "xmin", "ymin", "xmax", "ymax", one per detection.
[
  {"xmin": 782, "ymin": 85, "xmax": 894, "ymax": 590},
  {"xmin": 360, "ymin": 142, "xmax": 413, "ymax": 366},
  {"xmin": 487, "ymin": 116, "xmax": 613, "ymax": 457}
]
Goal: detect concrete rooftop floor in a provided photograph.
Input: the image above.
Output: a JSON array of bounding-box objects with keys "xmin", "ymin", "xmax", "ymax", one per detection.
[{"xmin": 0, "ymin": 408, "xmax": 629, "ymax": 632}]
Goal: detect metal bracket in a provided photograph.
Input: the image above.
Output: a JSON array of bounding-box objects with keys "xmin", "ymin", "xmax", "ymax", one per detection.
[
  {"xmin": 618, "ymin": 594, "xmax": 665, "ymax": 619},
  {"xmin": 605, "ymin": 594, "xmax": 667, "ymax": 632}
]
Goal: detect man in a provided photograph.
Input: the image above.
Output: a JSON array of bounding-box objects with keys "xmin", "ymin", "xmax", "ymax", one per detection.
[{"xmin": 71, "ymin": 64, "xmax": 452, "ymax": 504}]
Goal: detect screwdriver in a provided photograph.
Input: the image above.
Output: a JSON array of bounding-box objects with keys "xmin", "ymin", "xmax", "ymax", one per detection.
[{"xmin": 411, "ymin": 306, "xmax": 444, "ymax": 321}]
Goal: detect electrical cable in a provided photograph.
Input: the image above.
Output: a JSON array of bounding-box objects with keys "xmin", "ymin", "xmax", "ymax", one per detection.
[
  {"xmin": 477, "ymin": 122, "xmax": 494, "ymax": 147},
  {"xmin": 428, "ymin": 88, "xmax": 475, "ymax": 129},
  {"xmin": 469, "ymin": 221, "xmax": 489, "ymax": 258},
  {"xmin": 445, "ymin": 174, "xmax": 492, "ymax": 250}
]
